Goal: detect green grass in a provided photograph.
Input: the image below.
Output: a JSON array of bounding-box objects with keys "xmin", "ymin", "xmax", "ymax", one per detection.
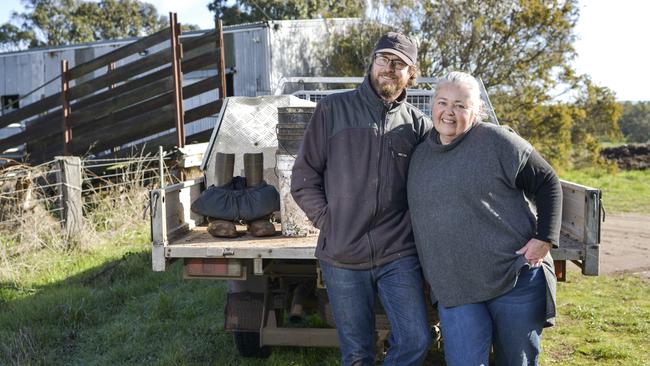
[
  {"xmin": 541, "ymin": 274, "xmax": 650, "ymax": 366},
  {"xmin": 561, "ymin": 168, "xmax": 650, "ymax": 214}
]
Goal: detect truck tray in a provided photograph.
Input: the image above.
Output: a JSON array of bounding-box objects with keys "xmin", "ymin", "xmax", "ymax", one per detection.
[{"xmin": 166, "ymin": 224, "xmax": 318, "ymax": 260}]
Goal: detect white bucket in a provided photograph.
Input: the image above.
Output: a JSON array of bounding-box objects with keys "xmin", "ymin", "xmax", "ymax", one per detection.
[{"xmin": 276, "ymin": 154, "xmax": 319, "ymax": 237}]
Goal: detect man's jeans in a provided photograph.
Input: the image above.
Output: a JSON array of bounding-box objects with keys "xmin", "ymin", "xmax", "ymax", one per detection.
[
  {"xmin": 437, "ymin": 266, "xmax": 547, "ymax": 366},
  {"xmin": 319, "ymin": 255, "xmax": 431, "ymax": 366}
]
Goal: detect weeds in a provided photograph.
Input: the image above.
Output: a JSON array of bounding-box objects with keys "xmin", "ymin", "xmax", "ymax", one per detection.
[{"xmin": 0, "ymin": 154, "xmax": 160, "ymax": 286}]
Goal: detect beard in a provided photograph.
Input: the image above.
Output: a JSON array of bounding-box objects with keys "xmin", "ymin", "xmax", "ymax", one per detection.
[{"xmin": 370, "ymin": 71, "xmax": 409, "ymax": 100}]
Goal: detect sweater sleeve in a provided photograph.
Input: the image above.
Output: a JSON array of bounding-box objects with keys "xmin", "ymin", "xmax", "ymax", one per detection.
[
  {"xmin": 515, "ymin": 149, "xmax": 563, "ymax": 247},
  {"xmin": 290, "ymin": 102, "xmax": 329, "ymax": 229}
]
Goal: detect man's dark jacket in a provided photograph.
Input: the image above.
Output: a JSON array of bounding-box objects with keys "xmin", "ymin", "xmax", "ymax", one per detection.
[{"xmin": 290, "ymin": 77, "xmax": 431, "ymax": 269}]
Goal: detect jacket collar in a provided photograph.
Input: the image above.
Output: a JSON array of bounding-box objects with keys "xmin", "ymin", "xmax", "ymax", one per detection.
[{"xmin": 358, "ymin": 75, "xmax": 407, "ymax": 113}]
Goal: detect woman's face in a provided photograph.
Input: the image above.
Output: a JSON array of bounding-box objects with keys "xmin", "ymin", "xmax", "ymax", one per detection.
[{"xmin": 432, "ymin": 83, "xmax": 478, "ymax": 144}]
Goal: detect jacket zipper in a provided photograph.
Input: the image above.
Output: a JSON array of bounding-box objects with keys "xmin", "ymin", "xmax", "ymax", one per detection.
[{"xmin": 367, "ymin": 106, "xmax": 388, "ymax": 268}]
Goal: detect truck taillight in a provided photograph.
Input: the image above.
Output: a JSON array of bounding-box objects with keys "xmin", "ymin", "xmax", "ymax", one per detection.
[{"xmin": 184, "ymin": 258, "xmax": 246, "ymax": 280}]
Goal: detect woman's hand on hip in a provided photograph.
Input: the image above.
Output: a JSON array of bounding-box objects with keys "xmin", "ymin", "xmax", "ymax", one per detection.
[{"xmin": 516, "ymin": 238, "xmax": 552, "ymax": 267}]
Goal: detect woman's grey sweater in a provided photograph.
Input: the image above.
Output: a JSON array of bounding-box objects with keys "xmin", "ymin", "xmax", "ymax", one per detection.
[{"xmin": 407, "ymin": 122, "xmax": 557, "ymax": 326}]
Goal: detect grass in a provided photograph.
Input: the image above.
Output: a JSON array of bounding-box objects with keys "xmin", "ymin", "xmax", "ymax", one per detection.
[
  {"xmin": 560, "ymin": 168, "xmax": 650, "ymax": 214},
  {"xmin": 541, "ymin": 274, "xmax": 650, "ymax": 366}
]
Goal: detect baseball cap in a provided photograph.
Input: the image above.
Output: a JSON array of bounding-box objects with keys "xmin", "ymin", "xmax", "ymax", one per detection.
[{"xmin": 373, "ymin": 32, "xmax": 417, "ymax": 66}]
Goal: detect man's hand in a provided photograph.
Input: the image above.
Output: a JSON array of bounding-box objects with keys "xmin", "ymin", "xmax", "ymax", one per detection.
[{"xmin": 516, "ymin": 238, "xmax": 552, "ymax": 267}]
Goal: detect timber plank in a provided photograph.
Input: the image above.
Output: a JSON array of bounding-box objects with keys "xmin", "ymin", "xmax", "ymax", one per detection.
[
  {"xmin": 183, "ymin": 76, "xmax": 219, "ymax": 99},
  {"xmin": 185, "ymin": 100, "xmax": 223, "ymax": 123},
  {"xmin": 0, "ymin": 111, "xmax": 60, "ymax": 150},
  {"xmin": 0, "ymin": 93, "xmax": 60, "ymax": 129},
  {"xmin": 74, "ymin": 105, "xmax": 177, "ymax": 154},
  {"xmin": 70, "ymin": 77, "xmax": 174, "ymax": 126},
  {"xmin": 68, "ymin": 27, "xmax": 171, "ymax": 80},
  {"xmin": 68, "ymin": 46, "xmax": 173, "ymax": 101},
  {"xmin": 182, "ymin": 30, "xmax": 218, "ymax": 53},
  {"xmin": 70, "ymin": 91, "xmax": 174, "ymax": 129}
]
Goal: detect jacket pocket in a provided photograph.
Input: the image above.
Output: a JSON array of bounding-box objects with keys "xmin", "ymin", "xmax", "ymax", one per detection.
[{"xmin": 386, "ymin": 136, "xmax": 414, "ymax": 206}]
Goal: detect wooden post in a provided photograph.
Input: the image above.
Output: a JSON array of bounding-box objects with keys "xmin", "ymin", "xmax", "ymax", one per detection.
[
  {"xmin": 61, "ymin": 60, "xmax": 72, "ymax": 155},
  {"xmin": 169, "ymin": 12, "xmax": 185, "ymax": 148},
  {"xmin": 216, "ymin": 19, "xmax": 227, "ymax": 99},
  {"xmin": 57, "ymin": 156, "xmax": 82, "ymax": 244},
  {"xmin": 108, "ymin": 62, "xmax": 121, "ymax": 157}
]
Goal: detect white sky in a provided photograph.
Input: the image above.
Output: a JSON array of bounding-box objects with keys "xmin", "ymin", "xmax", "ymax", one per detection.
[{"xmin": 1, "ymin": 0, "xmax": 648, "ymax": 101}]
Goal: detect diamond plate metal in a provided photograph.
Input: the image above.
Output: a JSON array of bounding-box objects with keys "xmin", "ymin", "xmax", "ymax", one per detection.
[{"xmin": 204, "ymin": 96, "xmax": 315, "ymax": 188}]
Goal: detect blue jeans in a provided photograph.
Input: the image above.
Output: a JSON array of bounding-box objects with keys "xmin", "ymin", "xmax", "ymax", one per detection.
[
  {"xmin": 437, "ymin": 266, "xmax": 547, "ymax": 366},
  {"xmin": 320, "ymin": 255, "xmax": 431, "ymax": 366}
]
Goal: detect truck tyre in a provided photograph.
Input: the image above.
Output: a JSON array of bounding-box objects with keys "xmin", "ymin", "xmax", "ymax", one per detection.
[{"xmin": 233, "ymin": 331, "xmax": 271, "ymax": 358}]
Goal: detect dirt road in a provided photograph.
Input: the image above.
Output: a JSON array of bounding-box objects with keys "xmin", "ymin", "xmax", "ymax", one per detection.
[{"xmin": 571, "ymin": 213, "xmax": 650, "ymax": 277}]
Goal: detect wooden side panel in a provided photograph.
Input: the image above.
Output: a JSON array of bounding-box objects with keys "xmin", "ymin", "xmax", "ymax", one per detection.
[
  {"xmin": 560, "ymin": 182, "xmax": 586, "ymax": 242},
  {"xmin": 582, "ymin": 189, "xmax": 601, "ymax": 275},
  {"xmin": 163, "ymin": 179, "xmax": 205, "ymax": 236}
]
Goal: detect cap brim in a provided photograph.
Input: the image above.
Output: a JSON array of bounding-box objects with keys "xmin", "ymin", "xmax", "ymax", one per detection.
[{"xmin": 375, "ymin": 48, "xmax": 414, "ymax": 66}]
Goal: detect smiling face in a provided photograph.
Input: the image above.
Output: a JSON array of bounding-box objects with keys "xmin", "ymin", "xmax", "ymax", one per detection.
[
  {"xmin": 369, "ymin": 53, "xmax": 414, "ymax": 102},
  {"xmin": 432, "ymin": 82, "xmax": 479, "ymax": 144}
]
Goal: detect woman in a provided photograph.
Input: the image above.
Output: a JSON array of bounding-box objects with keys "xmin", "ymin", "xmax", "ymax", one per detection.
[{"xmin": 407, "ymin": 71, "xmax": 562, "ymax": 366}]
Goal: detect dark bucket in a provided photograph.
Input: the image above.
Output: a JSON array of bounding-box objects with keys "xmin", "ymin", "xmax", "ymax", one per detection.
[{"xmin": 277, "ymin": 106, "xmax": 316, "ymax": 155}]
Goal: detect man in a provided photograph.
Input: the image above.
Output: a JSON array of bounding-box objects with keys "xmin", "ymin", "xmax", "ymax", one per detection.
[{"xmin": 291, "ymin": 32, "xmax": 432, "ymax": 365}]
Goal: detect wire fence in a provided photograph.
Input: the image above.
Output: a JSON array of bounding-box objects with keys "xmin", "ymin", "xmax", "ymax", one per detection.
[{"xmin": 0, "ymin": 151, "xmax": 181, "ymax": 231}]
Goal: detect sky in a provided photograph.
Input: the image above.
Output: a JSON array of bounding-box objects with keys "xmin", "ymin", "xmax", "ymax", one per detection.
[{"xmin": 1, "ymin": 0, "xmax": 648, "ymax": 102}]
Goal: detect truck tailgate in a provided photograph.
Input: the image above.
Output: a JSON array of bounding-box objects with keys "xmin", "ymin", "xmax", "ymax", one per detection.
[{"xmin": 167, "ymin": 225, "xmax": 317, "ymax": 260}]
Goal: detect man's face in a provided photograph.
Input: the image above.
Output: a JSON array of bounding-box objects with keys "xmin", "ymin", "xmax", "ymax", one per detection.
[{"xmin": 370, "ymin": 53, "xmax": 413, "ymax": 102}]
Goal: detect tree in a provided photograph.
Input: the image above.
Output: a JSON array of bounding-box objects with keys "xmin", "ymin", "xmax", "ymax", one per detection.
[
  {"xmin": 0, "ymin": 0, "xmax": 171, "ymax": 50},
  {"xmin": 620, "ymin": 102, "xmax": 650, "ymax": 143},
  {"xmin": 318, "ymin": 20, "xmax": 391, "ymax": 77},
  {"xmin": 207, "ymin": 0, "xmax": 366, "ymax": 25},
  {"xmin": 363, "ymin": 0, "xmax": 621, "ymax": 168}
]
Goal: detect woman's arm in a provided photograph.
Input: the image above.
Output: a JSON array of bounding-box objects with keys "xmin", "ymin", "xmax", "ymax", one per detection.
[{"xmin": 514, "ymin": 149, "xmax": 563, "ymax": 266}]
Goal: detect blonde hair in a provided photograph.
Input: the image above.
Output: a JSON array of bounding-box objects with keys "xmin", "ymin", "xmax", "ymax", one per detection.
[{"xmin": 433, "ymin": 71, "xmax": 486, "ymax": 121}]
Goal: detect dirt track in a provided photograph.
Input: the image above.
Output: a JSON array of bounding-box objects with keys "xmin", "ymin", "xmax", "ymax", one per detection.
[{"xmin": 568, "ymin": 213, "xmax": 650, "ymax": 277}]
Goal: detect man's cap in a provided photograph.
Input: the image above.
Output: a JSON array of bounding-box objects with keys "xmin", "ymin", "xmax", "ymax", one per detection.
[{"xmin": 373, "ymin": 32, "xmax": 417, "ymax": 66}]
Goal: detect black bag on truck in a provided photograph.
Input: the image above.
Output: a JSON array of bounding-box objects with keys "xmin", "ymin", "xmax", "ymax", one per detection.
[{"xmin": 190, "ymin": 176, "xmax": 280, "ymax": 222}]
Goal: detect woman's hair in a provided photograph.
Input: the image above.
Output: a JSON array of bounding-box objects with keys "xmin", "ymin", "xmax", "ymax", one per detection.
[
  {"xmin": 366, "ymin": 51, "xmax": 418, "ymax": 87},
  {"xmin": 433, "ymin": 71, "xmax": 486, "ymax": 122}
]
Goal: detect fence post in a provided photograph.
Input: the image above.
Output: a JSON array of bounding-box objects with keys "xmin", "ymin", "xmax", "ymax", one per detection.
[
  {"xmin": 56, "ymin": 156, "xmax": 82, "ymax": 242},
  {"xmin": 216, "ymin": 19, "xmax": 227, "ymax": 99},
  {"xmin": 169, "ymin": 12, "xmax": 185, "ymax": 149},
  {"xmin": 61, "ymin": 60, "xmax": 73, "ymax": 155}
]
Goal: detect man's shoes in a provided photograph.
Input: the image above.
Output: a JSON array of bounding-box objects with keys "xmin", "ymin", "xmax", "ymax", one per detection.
[
  {"xmin": 248, "ymin": 219, "xmax": 276, "ymax": 237},
  {"xmin": 207, "ymin": 219, "xmax": 238, "ymax": 238}
]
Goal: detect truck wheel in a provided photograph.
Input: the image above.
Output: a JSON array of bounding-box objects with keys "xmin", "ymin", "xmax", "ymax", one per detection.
[{"xmin": 233, "ymin": 331, "xmax": 271, "ymax": 358}]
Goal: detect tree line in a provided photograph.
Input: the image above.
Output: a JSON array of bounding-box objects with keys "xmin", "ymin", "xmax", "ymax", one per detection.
[{"xmin": 2, "ymin": 0, "xmax": 644, "ymax": 168}]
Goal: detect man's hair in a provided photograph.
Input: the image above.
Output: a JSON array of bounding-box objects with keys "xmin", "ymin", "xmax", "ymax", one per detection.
[{"xmin": 367, "ymin": 52, "xmax": 418, "ymax": 88}]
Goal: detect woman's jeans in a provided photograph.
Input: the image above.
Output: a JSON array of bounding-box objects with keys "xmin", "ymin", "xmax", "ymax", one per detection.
[
  {"xmin": 437, "ymin": 266, "xmax": 547, "ymax": 366},
  {"xmin": 319, "ymin": 255, "xmax": 431, "ymax": 366}
]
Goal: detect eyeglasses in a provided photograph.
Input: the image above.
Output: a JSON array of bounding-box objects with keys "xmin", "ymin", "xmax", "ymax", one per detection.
[{"xmin": 374, "ymin": 54, "xmax": 409, "ymax": 71}]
